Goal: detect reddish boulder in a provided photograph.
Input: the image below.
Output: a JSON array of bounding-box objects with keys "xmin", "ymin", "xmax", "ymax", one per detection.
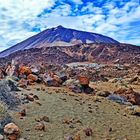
[
  {"xmin": 114, "ymin": 88, "xmax": 140, "ymax": 105},
  {"xmin": 4, "ymin": 123, "xmax": 20, "ymax": 140},
  {"xmin": 27, "ymin": 74, "xmax": 38, "ymax": 84},
  {"xmin": 18, "ymin": 66, "xmax": 32, "ymax": 76},
  {"xmin": 77, "ymin": 76, "xmax": 90, "ymax": 85}
]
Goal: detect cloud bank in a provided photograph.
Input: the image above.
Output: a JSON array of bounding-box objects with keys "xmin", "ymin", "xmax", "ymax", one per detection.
[{"xmin": 0, "ymin": 0, "xmax": 140, "ymax": 51}]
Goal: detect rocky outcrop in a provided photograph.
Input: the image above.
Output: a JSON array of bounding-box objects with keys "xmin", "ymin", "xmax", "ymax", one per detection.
[
  {"xmin": 114, "ymin": 88, "xmax": 140, "ymax": 105},
  {"xmin": 0, "ymin": 78, "xmax": 20, "ymax": 109}
]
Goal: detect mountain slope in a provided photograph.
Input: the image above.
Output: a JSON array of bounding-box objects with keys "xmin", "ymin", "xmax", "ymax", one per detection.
[
  {"xmin": 0, "ymin": 43, "xmax": 140, "ymax": 66},
  {"xmin": 0, "ymin": 25, "xmax": 119, "ymax": 58}
]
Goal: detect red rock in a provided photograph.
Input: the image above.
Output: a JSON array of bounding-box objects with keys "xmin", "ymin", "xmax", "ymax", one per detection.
[
  {"xmin": 114, "ymin": 88, "xmax": 140, "ymax": 105},
  {"xmin": 27, "ymin": 74, "xmax": 38, "ymax": 84},
  {"xmin": 18, "ymin": 66, "xmax": 32, "ymax": 76},
  {"xmin": 77, "ymin": 76, "xmax": 90, "ymax": 85},
  {"xmin": 4, "ymin": 123, "xmax": 20, "ymax": 140}
]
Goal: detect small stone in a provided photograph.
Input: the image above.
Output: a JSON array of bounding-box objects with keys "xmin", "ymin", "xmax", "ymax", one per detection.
[
  {"xmin": 96, "ymin": 91, "xmax": 111, "ymax": 97},
  {"xmin": 62, "ymin": 118, "xmax": 71, "ymax": 124},
  {"xmin": 40, "ymin": 116, "xmax": 50, "ymax": 122},
  {"xmin": 34, "ymin": 101, "xmax": 42, "ymax": 106},
  {"xmin": 123, "ymin": 113, "xmax": 127, "ymax": 116},
  {"xmin": 109, "ymin": 127, "xmax": 112, "ymax": 132},
  {"xmin": 39, "ymin": 134, "xmax": 44, "ymax": 137},
  {"xmin": 36, "ymin": 88, "xmax": 40, "ymax": 91},
  {"xmin": 25, "ymin": 95, "xmax": 34, "ymax": 102},
  {"xmin": 64, "ymin": 135, "xmax": 73, "ymax": 140},
  {"xmin": 41, "ymin": 87, "xmax": 45, "ymax": 91},
  {"xmin": 88, "ymin": 110, "xmax": 92, "ymax": 113},
  {"xmin": 19, "ymin": 138, "xmax": 25, "ymax": 140},
  {"xmin": 19, "ymin": 109, "xmax": 26, "ymax": 117},
  {"xmin": 29, "ymin": 93, "xmax": 34, "ymax": 96},
  {"xmin": 35, "ymin": 122, "xmax": 45, "ymax": 131},
  {"xmin": 69, "ymin": 124, "xmax": 75, "ymax": 129},
  {"xmin": 73, "ymin": 134, "xmax": 81, "ymax": 140},
  {"xmin": 35, "ymin": 118, "xmax": 41, "ymax": 122},
  {"xmin": 84, "ymin": 128, "xmax": 93, "ymax": 136},
  {"xmin": 25, "ymin": 128, "xmax": 30, "ymax": 131},
  {"xmin": 33, "ymin": 95, "xmax": 39, "ymax": 100}
]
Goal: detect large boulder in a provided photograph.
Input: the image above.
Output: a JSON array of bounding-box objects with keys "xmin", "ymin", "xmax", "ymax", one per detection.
[
  {"xmin": 114, "ymin": 88, "xmax": 140, "ymax": 105},
  {"xmin": 77, "ymin": 76, "xmax": 90, "ymax": 85},
  {"xmin": 42, "ymin": 73, "xmax": 63, "ymax": 87},
  {"xmin": 18, "ymin": 66, "xmax": 32, "ymax": 76},
  {"xmin": 73, "ymin": 75, "xmax": 94, "ymax": 94},
  {"xmin": 0, "ymin": 105, "xmax": 12, "ymax": 133},
  {"xmin": 4, "ymin": 77, "xmax": 19, "ymax": 91},
  {"xmin": 0, "ymin": 79, "xmax": 20, "ymax": 109},
  {"xmin": 27, "ymin": 74, "xmax": 38, "ymax": 84}
]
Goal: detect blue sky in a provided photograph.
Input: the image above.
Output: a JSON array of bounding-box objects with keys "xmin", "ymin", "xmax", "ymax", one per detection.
[{"xmin": 0, "ymin": 0, "xmax": 140, "ymax": 51}]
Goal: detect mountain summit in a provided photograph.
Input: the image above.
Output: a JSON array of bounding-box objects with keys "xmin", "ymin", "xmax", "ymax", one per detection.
[{"xmin": 0, "ymin": 25, "xmax": 119, "ymax": 58}]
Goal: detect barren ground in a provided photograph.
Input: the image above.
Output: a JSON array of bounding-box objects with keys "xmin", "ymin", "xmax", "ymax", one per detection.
[{"xmin": 10, "ymin": 82, "xmax": 140, "ymax": 140}]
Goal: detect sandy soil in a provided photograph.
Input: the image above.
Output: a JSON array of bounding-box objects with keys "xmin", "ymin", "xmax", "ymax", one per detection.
[{"xmin": 10, "ymin": 82, "xmax": 140, "ymax": 140}]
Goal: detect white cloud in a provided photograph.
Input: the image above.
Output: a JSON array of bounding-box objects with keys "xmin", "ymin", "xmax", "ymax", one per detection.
[
  {"xmin": 0, "ymin": 0, "xmax": 140, "ymax": 52},
  {"xmin": 72, "ymin": 0, "xmax": 83, "ymax": 4}
]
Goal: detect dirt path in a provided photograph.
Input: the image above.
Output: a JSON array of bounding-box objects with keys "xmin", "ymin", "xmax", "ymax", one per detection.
[{"xmin": 10, "ymin": 83, "xmax": 140, "ymax": 140}]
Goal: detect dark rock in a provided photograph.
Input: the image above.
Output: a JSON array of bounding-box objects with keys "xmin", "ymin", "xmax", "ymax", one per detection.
[
  {"xmin": 33, "ymin": 95, "xmax": 39, "ymax": 100},
  {"xmin": 84, "ymin": 128, "xmax": 93, "ymax": 136},
  {"xmin": 19, "ymin": 109, "xmax": 26, "ymax": 117},
  {"xmin": 0, "ymin": 79, "xmax": 20, "ymax": 109}
]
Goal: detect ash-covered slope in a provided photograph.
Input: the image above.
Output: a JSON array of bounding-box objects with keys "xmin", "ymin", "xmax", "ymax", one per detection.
[{"xmin": 0, "ymin": 25, "xmax": 119, "ymax": 58}]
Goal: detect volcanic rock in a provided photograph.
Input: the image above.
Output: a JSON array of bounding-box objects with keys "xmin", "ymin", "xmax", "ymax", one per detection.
[
  {"xmin": 27, "ymin": 74, "xmax": 38, "ymax": 84},
  {"xmin": 19, "ymin": 109, "xmax": 26, "ymax": 117},
  {"xmin": 18, "ymin": 78, "xmax": 28, "ymax": 88},
  {"xmin": 18, "ymin": 66, "xmax": 32, "ymax": 76},
  {"xmin": 4, "ymin": 123, "xmax": 20, "ymax": 140},
  {"xmin": 84, "ymin": 128, "xmax": 93, "ymax": 136},
  {"xmin": 124, "ymin": 106, "xmax": 140, "ymax": 116},
  {"xmin": 114, "ymin": 88, "xmax": 140, "ymax": 105},
  {"xmin": 0, "ymin": 79, "xmax": 20, "ymax": 109},
  {"xmin": 35, "ymin": 122, "xmax": 45, "ymax": 131}
]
